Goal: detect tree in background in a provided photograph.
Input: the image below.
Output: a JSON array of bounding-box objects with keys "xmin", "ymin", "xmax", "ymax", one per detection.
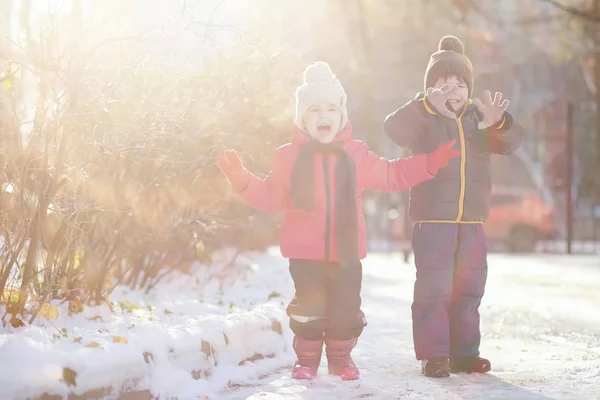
[
  {"xmin": 0, "ymin": 0, "xmax": 310, "ymax": 322},
  {"xmin": 552, "ymin": 0, "xmax": 600, "ymax": 198}
]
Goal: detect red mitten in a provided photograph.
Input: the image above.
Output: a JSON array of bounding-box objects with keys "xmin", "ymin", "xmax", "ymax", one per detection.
[
  {"xmin": 217, "ymin": 150, "xmax": 250, "ymax": 192},
  {"xmin": 426, "ymin": 139, "xmax": 461, "ymax": 174}
]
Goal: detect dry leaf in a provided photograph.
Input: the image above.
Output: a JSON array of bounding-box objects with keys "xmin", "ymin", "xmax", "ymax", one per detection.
[
  {"xmin": 62, "ymin": 367, "xmax": 77, "ymax": 387},
  {"xmin": 38, "ymin": 303, "xmax": 59, "ymax": 320},
  {"xmin": 10, "ymin": 316, "xmax": 25, "ymax": 328},
  {"xmin": 112, "ymin": 336, "xmax": 128, "ymax": 344}
]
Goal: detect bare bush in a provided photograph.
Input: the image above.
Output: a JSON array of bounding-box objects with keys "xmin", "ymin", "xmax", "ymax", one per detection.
[{"xmin": 0, "ymin": 2, "xmax": 304, "ymax": 324}]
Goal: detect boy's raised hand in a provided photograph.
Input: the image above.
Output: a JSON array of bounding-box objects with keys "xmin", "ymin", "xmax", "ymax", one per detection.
[
  {"xmin": 473, "ymin": 90, "xmax": 509, "ymax": 129},
  {"xmin": 217, "ymin": 150, "xmax": 250, "ymax": 191},
  {"xmin": 425, "ymin": 139, "xmax": 461, "ymax": 174},
  {"xmin": 426, "ymin": 84, "xmax": 457, "ymax": 119}
]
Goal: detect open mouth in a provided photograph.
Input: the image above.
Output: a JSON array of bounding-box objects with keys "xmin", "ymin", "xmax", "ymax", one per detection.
[{"xmin": 317, "ymin": 123, "xmax": 332, "ymax": 135}]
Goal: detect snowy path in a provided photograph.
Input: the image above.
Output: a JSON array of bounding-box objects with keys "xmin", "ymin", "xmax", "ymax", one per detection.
[{"xmin": 219, "ymin": 253, "xmax": 600, "ymax": 400}]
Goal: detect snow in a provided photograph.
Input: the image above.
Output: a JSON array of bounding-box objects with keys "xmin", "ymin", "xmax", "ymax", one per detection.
[
  {"xmin": 218, "ymin": 252, "xmax": 600, "ymax": 400},
  {"xmin": 1, "ymin": 249, "xmax": 599, "ymax": 399},
  {"xmin": 0, "ymin": 249, "xmax": 292, "ymax": 400}
]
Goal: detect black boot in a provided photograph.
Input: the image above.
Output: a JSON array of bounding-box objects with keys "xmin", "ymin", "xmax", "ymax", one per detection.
[
  {"xmin": 450, "ymin": 356, "xmax": 491, "ymax": 374},
  {"xmin": 422, "ymin": 358, "xmax": 450, "ymax": 378}
]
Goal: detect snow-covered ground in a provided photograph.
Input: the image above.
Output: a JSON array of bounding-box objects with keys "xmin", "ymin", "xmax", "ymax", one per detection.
[
  {"xmin": 218, "ymin": 252, "xmax": 600, "ymax": 400},
  {"xmin": 1, "ymin": 250, "xmax": 599, "ymax": 399},
  {"xmin": 0, "ymin": 250, "xmax": 293, "ymax": 400}
]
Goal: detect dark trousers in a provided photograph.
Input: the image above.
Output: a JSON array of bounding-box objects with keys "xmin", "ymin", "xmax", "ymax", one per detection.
[
  {"xmin": 286, "ymin": 259, "xmax": 366, "ymax": 341},
  {"xmin": 411, "ymin": 223, "xmax": 488, "ymax": 360}
]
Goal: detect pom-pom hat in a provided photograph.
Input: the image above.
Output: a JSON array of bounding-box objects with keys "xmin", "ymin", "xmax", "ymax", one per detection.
[
  {"xmin": 424, "ymin": 36, "xmax": 474, "ymax": 97},
  {"xmin": 294, "ymin": 61, "xmax": 348, "ymax": 131}
]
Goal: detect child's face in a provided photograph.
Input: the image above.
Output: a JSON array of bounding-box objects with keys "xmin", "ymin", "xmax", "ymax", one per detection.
[
  {"xmin": 433, "ymin": 75, "xmax": 469, "ymax": 111},
  {"xmin": 302, "ymin": 102, "xmax": 342, "ymax": 143}
]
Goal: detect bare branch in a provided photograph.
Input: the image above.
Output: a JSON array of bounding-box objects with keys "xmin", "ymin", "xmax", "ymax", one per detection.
[{"xmin": 539, "ymin": 0, "xmax": 600, "ymax": 22}]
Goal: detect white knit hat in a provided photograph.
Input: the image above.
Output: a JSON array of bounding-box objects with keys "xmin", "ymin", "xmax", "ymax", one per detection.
[{"xmin": 294, "ymin": 61, "xmax": 348, "ymax": 131}]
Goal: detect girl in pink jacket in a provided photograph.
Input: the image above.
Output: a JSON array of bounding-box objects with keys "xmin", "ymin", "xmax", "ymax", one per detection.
[{"xmin": 218, "ymin": 61, "xmax": 460, "ymax": 381}]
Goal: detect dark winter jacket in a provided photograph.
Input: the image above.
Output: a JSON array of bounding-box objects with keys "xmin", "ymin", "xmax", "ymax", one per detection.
[{"xmin": 383, "ymin": 93, "xmax": 525, "ymax": 223}]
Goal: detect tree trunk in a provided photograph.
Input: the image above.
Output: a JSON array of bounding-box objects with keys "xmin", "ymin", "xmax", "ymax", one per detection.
[
  {"xmin": 20, "ymin": 0, "xmax": 32, "ymax": 46},
  {"xmin": 593, "ymin": 0, "xmax": 600, "ymax": 219},
  {"xmin": 595, "ymin": 3, "xmax": 600, "ymax": 160},
  {"xmin": 338, "ymin": 0, "xmax": 379, "ymax": 147},
  {"xmin": 0, "ymin": 0, "xmax": 12, "ymax": 52}
]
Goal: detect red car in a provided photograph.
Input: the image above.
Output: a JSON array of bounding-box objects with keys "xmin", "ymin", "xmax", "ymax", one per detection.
[{"xmin": 485, "ymin": 185, "xmax": 556, "ymax": 252}]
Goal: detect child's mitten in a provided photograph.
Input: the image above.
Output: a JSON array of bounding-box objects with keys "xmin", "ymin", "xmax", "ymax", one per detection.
[
  {"xmin": 217, "ymin": 150, "xmax": 250, "ymax": 191},
  {"xmin": 472, "ymin": 90, "xmax": 509, "ymax": 129},
  {"xmin": 425, "ymin": 139, "xmax": 461, "ymax": 174},
  {"xmin": 425, "ymin": 84, "xmax": 457, "ymax": 119}
]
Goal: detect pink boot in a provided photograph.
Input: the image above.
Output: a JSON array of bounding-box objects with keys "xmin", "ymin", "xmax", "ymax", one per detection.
[
  {"xmin": 291, "ymin": 336, "xmax": 323, "ymax": 380},
  {"xmin": 325, "ymin": 338, "xmax": 359, "ymax": 380}
]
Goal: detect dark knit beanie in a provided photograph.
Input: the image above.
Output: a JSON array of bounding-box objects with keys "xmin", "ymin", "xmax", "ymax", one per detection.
[{"xmin": 424, "ymin": 36, "xmax": 473, "ymax": 97}]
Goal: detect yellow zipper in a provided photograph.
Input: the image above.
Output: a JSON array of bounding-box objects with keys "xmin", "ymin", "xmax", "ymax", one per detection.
[
  {"xmin": 455, "ymin": 115, "xmax": 467, "ymax": 222},
  {"xmin": 422, "ymin": 98, "xmax": 469, "ymax": 222}
]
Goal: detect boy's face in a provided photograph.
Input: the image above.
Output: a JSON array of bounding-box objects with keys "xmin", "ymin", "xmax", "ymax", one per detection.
[
  {"xmin": 433, "ymin": 75, "xmax": 469, "ymax": 111},
  {"xmin": 302, "ymin": 102, "xmax": 342, "ymax": 143}
]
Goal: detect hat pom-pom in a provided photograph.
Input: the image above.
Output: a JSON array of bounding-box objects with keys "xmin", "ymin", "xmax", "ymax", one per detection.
[
  {"xmin": 303, "ymin": 61, "xmax": 335, "ymax": 83},
  {"xmin": 438, "ymin": 36, "xmax": 464, "ymax": 54}
]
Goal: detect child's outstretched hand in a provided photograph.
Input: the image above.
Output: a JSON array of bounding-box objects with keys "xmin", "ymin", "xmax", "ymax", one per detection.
[
  {"xmin": 426, "ymin": 84, "xmax": 457, "ymax": 119},
  {"xmin": 217, "ymin": 150, "xmax": 250, "ymax": 192},
  {"xmin": 473, "ymin": 90, "xmax": 509, "ymax": 129},
  {"xmin": 426, "ymin": 139, "xmax": 461, "ymax": 174}
]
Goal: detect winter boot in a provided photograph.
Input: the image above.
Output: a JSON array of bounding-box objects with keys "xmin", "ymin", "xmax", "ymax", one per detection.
[
  {"xmin": 325, "ymin": 338, "xmax": 359, "ymax": 380},
  {"xmin": 450, "ymin": 355, "xmax": 491, "ymax": 374},
  {"xmin": 291, "ymin": 336, "xmax": 323, "ymax": 380},
  {"xmin": 422, "ymin": 358, "xmax": 450, "ymax": 378}
]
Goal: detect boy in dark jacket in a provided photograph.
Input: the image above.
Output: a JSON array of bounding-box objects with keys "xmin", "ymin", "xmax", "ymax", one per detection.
[{"xmin": 383, "ymin": 36, "xmax": 525, "ymax": 378}]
